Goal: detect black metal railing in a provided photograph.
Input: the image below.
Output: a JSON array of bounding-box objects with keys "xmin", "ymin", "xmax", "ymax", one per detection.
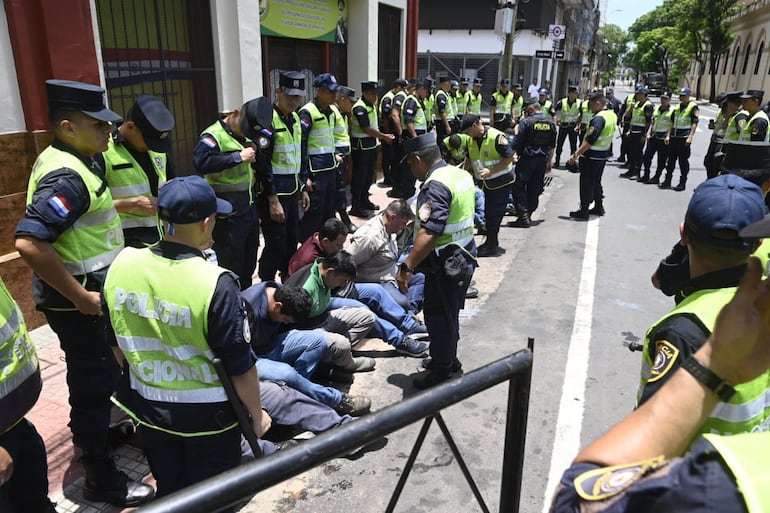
[{"xmin": 138, "ymin": 343, "xmax": 534, "ymax": 513}]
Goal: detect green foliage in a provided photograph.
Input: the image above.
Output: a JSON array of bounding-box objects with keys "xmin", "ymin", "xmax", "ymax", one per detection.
[{"xmin": 595, "ymin": 24, "xmax": 629, "ymax": 84}]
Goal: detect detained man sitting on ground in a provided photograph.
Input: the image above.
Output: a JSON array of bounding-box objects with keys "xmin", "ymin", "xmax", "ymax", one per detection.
[{"xmin": 242, "ymin": 282, "xmax": 371, "ymax": 417}]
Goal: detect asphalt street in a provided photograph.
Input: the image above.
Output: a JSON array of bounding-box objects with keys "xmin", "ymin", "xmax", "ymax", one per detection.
[{"xmin": 243, "ymin": 86, "xmax": 718, "ymax": 513}]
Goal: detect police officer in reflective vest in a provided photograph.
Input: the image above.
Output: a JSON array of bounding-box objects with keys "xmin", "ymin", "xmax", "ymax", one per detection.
[
  {"xmin": 490, "ymin": 78, "xmax": 514, "ymax": 131},
  {"xmin": 298, "ymin": 73, "xmax": 343, "ymax": 242},
  {"xmin": 257, "ymin": 71, "xmax": 310, "ymax": 282},
  {"xmin": 723, "ymin": 90, "xmax": 751, "ymax": 146},
  {"xmin": 15, "ymin": 80, "xmax": 154, "ymax": 507},
  {"xmin": 566, "ymin": 90, "xmax": 618, "ymax": 219},
  {"xmin": 435, "ymin": 76, "xmax": 455, "ymax": 143},
  {"xmin": 619, "ymin": 86, "xmax": 653, "ymax": 180},
  {"xmin": 457, "ymin": 77, "xmax": 471, "ymax": 116},
  {"xmin": 739, "ymin": 89, "xmax": 769, "ymax": 143},
  {"xmin": 463, "ymin": 114, "xmax": 515, "ymax": 256},
  {"xmin": 511, "ymin": 83, "xmax": 525, "ymax": 125},
  {"xmin": 637, "ymin": 175, "xmax": 770, "ymax": 439},
  {"xmin": 396, "ymin": 132, "xmax": 476, "ymax": 389},
  {"xmin": 538, "ymin": 88, "xmax": 555, "ymax": 120},
  {"xmin": 553, "ymin": 86, "xmax": 581, "ymax": 168},
  {"xmin": 333, "ymin": 85, "xmax": 357, "ymax": 233},
  {"xmin": 104, "ymin": 176, "xmax": 271, "ymax": 506},
  {"xmin": 509, "ymin": 101, "xmax": 557, "ymax": 228},
  {"xmin": 640, "ymin": 92, "xmax": 673, "ymax": 184},
  {"xmin": 349, "ymin": 81, "xmax": 395, "ymax": 216},
  {"xmin": 0, "ymin": 277, "xmax": 57, "ymax": 512},
  {"xmin": 102, "ymin": 95, "xmax": 174, "ymax": 248},
  {"xmin": 195, "ymin": 97, "xmax": 271, "ymax": 289},
  {"xmin": 661, "ymin": 87, "xmax": 699, "ymax": 191},
  {"xmin": 394, "ymin": 78, "xmax": 432, "ymax": 200},
  {"xmin": 379, "ymin": 78, "xmax": 408, "ymax": 187},
  {"xmin": 467, "ymin": 78, "xmax": 483, "ymax": 116}
]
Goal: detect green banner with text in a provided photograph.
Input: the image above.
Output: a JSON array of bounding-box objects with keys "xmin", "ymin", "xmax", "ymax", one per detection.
[{"xmin": 260, "ymin": 0, "xmax": 348, "ymax": 43}]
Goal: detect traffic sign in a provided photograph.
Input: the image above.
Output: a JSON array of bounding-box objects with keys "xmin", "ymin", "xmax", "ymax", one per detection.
[
  {"xmin": 535, "ymin": 50, "xmax": 553, "ymax": 59},
  {"xmin": 549, "ymin": 24, "xmax": 566, "ymax": 40},
  {"xmin": 555, "ymin": 50, "xmax": 565, "ymax": 60}
]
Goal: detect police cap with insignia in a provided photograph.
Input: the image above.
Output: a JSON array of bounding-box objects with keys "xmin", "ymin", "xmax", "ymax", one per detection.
[
  {"xmin": 568, "ymin": 85, "xmax": 579, "ymax": 94},
  {"xmin": 473, "ymin": 78, "xmax": 483, "ymax": 86},
  {"xmin": 158, "ymin": 175, "xmax": 233, "ymax": 224},
  {"xmin": 678, "ymin": 87, "xmax": 692, "ymax": 96},
  {"xmin": 500, "ymin": 78, "xmax": 510, "ymax": 86},
  {"xmin": 418, "ymin": 77, "xmax": 434, "ymax": 90},
  {"xmin": 394, "ymin": 78, "xmax": 409, "ymax": 87},
  {"xmin": 407, "ymin": 78, "xmax": 418, "ymax": 88},
  {"xmin": 240, "ymin": 96, "xmax": 273, "ymax": 141},
  {"xmin": 636, "ymin": 85, "xmax": 650, "ymax": 94},
  {"xmin": 128, "ymin": 95, "xmax": 175, "ymax": 153},
  {"xmin": 660, "ymin": 91, "xmax": 671, "ymax": 99},
  {"xmin": 46, "ymin": 79, "xmax": 122, "ymax": 122},
  {"xmin": 460, "ymin": 114, "xmax": 481, "ymax": 132},
  {"xmin": 338, "ymin": 86, "xmax": 356, "ymax": 99},
  {"xmin": 450, "ymin": 80, "xmax": 460, "ymax": 90},
  {"xmin": 313, "ymin": 73, "xmax": 340, "ymax": 92},
  {"xmin": 402, "ymin": 131, "xmax": 438, "ymax": 155},
  {"xmin": 588, "ymin": 90, "xmax": 606, "ymax": 102},
  {"xmin": 279, "ymin": 71, "xmax": 306, "ymax": 96},
  {"xmin": 740, "ymin": 89, "xmax": 764, "ymax": 101},
  {"xmin": 361, "ymin": 81, "xmax": 378, "ymax": 92},
  {"xmin": 605, "ymin": 87, "xmax": 614, "ymax": 94},
  {"xmin": 460, "ymin": 77, "xmax": 470, "ymax": 85},
  {"xmin": 511, "ymin": 83, "xmax": 522, "ymax": 89},
  {"xmin": 439, "ymin": 76, "xmax": 451, "ymax": 83},
  {"xmin": 685, "ymin": 174, "xmax": 766, "ymax": 249},
  {"xmin": 725, "ymin": 90, "xmax": 743, "ymax": 103},
  {"xmin": 538, "ymin": 88, "xmax": 548, "ymax": 96},
  {"xmin": 721, "ymin": 142, "xmax": 770, "ymax": 178}
]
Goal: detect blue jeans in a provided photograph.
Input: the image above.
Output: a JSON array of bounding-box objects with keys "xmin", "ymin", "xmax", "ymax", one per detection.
[
  {"xmin": 474, "ymin": 187, "xmax": 485, "ymax": 228},
  {"xmin": 382, "ymin": 275, "xmax": 424, "ymax": 315},
  {"xmin": 329, "ymin": 296, "xmax": 405, "ymax": 347}
]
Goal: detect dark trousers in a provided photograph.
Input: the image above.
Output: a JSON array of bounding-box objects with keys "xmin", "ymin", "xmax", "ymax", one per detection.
[
  {"xmin": 0, "ymin": 419, "xmax": 51, "ymax": 513},
  {"xmin": 423, "ymin": 260, "xmax": 474, "ymax": 369},
  {"xmin": 380, "ymin": 136, "xmax": 394, "ymax": 185},
  {"xmin": 335, "ymin": 157, "xmax": 349, "ymax": 210},
  {"xmin": 351, "ymin": 148, "xmax": 376, "ymax": 209},
  {"xmin": 299, "ymin": 170, "xmax": 337, "ymax": 242},
  {"xmin": 493, "ymin": 115, "xmax": 512, "ymax": 132},
  {"xmin": 704, "ymin": 140, "xmax": 723, "ymax": 179},
  {"xmin": 512, "ymin": 156, "xmax": 547, "ymax": 215},
  {"xmin": 619, "ymin": 129, "xmax": 629, "ymax": 159},
  {"xmin": 626, "ymin": 131, "xmax": 646, "ymax": 172},
  {"xmin": 665, "ymin": 137, "xmax": 691, "ymax": 182},
  {"xmin": 212, "ymin": 204, "xmax": 259, "ymax": 290},
  {"xmin": 642, "ymin": 137, "xmax": 669, "ymax": 177},
  {"xmin": 578, "ymin": 157, "xmax": 607, "ymax": 208},
  {"xmin": 482, "ymin": 183, "xmax": 512, "ymax": 247},
  {"xmin": 555, "ymin": 125, "xmax": 578, "ymax": 162},
  {"xmin": 44, "ymin": 309, "xmax": 119, "ymax": 452},
  {"xmin": 140, "ymin": 425, "xmax": 241, "ymax": 511},
  {"xmin": 257, "ymin": 193, "xmax": 299, "ymax": 281}
]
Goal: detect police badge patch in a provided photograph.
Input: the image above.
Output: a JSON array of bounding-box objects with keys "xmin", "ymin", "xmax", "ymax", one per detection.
[
  {"xmin": 419, "ymin": 202, "xmax": 432, "ymax": 223},
  {"xmin": 648, "ymin": 340, "xmax": 680, "ymax": 383},
  {"xmin": 497, "ymin": 134, "xmax": 508, "ymax": 146},
  {"xmin": 155, "ymin": 156, "xmax": 164, "ymax": 169},
  {"xmin": 258, "ymin": 136, "xmax": 269, "ymax": 149},
  {"xmin": 574, "ymin": 457, "xmax": 667, "ymax": 501}
]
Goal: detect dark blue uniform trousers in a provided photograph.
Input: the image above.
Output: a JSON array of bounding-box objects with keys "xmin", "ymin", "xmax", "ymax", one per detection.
[
  {"xmin": 299, "ymin": 169, "xmax": 337, "ymax": 242},
  {"xmin": 512, "ymin": 156, "xmax": 547, "ymax": 215},
  {"xmin": 257, "ymin": 193, "xmax": 300, "ymax": 281},
  {"xmin": 212, "ymin": 204, "xmax": 260, "ymax": 290},
  {"xmin": 643, "ymin": 137, "xmax": 669, "ymax": 177},
  {"xmin": 626, "ymin": 131, "xmax": 646, "ymax": 173},
  {"xmin": 0, "ymin": 419, "xmax": 51, "ymax": 512},
  {"xmin": 351, "ymin": 148, "xmax": 377, "ymax": 210},
  {"xmin": 665, "ymin": 137, "xmax": 691, "ymax": 183},
  {"xmin": 578, "ymin": 156, "xmax": 607, "ymax": 208},
  {"xmin": 482, "ymin": 183, "xmax": 512, "ymax": 247}
]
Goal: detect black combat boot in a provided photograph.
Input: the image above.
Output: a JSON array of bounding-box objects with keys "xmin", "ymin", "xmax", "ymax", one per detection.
[
  {"xmin": 658, "ymin": 175, "xmax": 673, "ymax": 189},
  {"xmin": 637, "ymin": 170, "xmax": 650, "ymax": 182},
  {"xmin": 337, "ymin": 208, "xmax": 358, "ymax": 233},
  {"xmin": 81, "ymin": 449, "xmax": 155, "ymax": 507},
  {"xmin": 588, "ymin": 199, "xmax": 605, "ymax": 216},
  {"xmin": 673, "ymin": 178, "xmax": 687, "ymax": 191},
  {"xmin": 507, "ymin": 211, "xmax": 530, "ymax": 228},
  {"xmin": 569, "ymin": 205, "xmax": 590, "ymax": 220}
]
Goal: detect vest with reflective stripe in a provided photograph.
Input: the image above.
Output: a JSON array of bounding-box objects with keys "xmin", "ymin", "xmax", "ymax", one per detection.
[
  {"xmin": 580, "ymin": 101, "xmax": 593, "ymax": 127},
  {"xmin": 401, "ymin": 95, "xmax": 428, "ymax": 132},
  {"xmin": 585, "ymin": 110, "xmax": 617, "ymax": 158},
  {"xmin": 703, "ymin": 432, "xmax": 770, "ymax": 513},
  {"xmin": 200, "ymin": 120, "xmax": 254, "ymax": 199},
  {"xmin": 330, "ymin": 104, "xmax": 350, "ymax": 155},
  {"xmin": 468, "ymin": 91, "xmax": 483, "ymax": 115},
  {"xmin": 27, "ymin": 146, "xmax": 124, "ymax": 276},
  {"xmin": 456, "ymin": 90, "xmax": 469, "ymax": 114},
  {"xmin": 379, "ymin": 90, "xmax": 395, "ymax": 118},
  {"xmin": 418, "ymin": 165, "xmax": 476, "ymax": 251},
  {"xmin": 512, "ymin": 95, "xmax": 524, "ymax": 119},
  {"xmin": 713, "ymin": 110, "xmax": 726, "ymax": 143},
  {"xmin": 740, "ymin": 110, "xmax": 770, "ymax": 142},
  {"xmin": 271, "ymin": 109, "xmax": 302, "ymax": 195},
  {"xmin": 630, "ymin": 99, "xmax": 652, "ymax": 128},
  {"xmin": 558, "ymin": 98, "xmax": 581, "ymax": 124},
  {"xmin": 424, "ymin": 93, "xmax": 436, "ymax": 123},
  {"xmin": 103, "ymin": 137, "xmax": 167, "ymax": 231},
  {"xmin": 725, "ymin": 110, "xmax": 749, "ymax": 142},
  {"xmin": 492, "ymin": 91, "xmax": 513, "ymax": 121},
  {"xmin": 467, "ymin": 127, "xmax": 514, "ymax": 186},
  {"xmin": 104, "ymin": 247, "xmax": 234, "ymax": 435},
  {"xmin": 672, "ymin": 101, "xmax": 697, "ymax": 136},
  {"xmin": 435, "ymin": 90, "xmax": 455, "ymax": 119},
  {"xmin": 301, "ymin": 101, "xmax": 337, "ymax": 172},
  {"xmin": 350, "ymin": 98, "xmax": 379, "ymax": 149},
  {"xmin": 639, "ymin": 287, "xmax": 770, "ymax": 437},
  {"xmin": 443, "ymin": 133, "xmax": 471, "ymax": 163},
  {"xmin": 0, "ymin": 277, "xmax": 40, "ymax": 435},
  {"xmin": 652, "ymin": 106, "xmax": 673, "ymax": 137}
]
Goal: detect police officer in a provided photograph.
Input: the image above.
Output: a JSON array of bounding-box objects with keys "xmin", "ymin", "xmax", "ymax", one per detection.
[
  {"xmin": 489, "ymin": 78, "xmax": 514, "ymax": 131},
  {"xmin": 434, "ymin": 76, "xmax": 455, "ymax": 143},
  {"xmin": 298, "ymin": 73, "xmax": 342, "ymax": 242},
  {"xmin": 508, "ymin": 101, "xmax": 557, "ymax": 228},
  {"xmin": 14, "ymin": 80, "xmax": 153, "ymax": 506},
  {"xmin": 457, "ymin": 77, "xmax": 471, "ymax": 116},
  {"xmin": 640, "ymin": 92, "xmax": 673, "ymax": 184},
  {"xmin": 723, "ymin": 90, "xmax": 750, "ymax": 145},
  {"xmin": 566, "ymin": 90, "xmax": 618, "ymax": 219},
  {"xmin": 0, "ymin": 277, "xmax": 56, "ymax": 513},
  {"xmin": 704, "ymin": 95, "xmax": 728, "ymax": 179},
  {"xmin": 379, "ymin": 78, "xmax": 408, "ymax": 187},
  {"xmin": 467, "ymin": 78, "xmax": 484, "ymax": 116},
  {"xmin": 388, "ymin": 79, "xmax": 414, "ymax": 196},
  {"xmin": 538, "ymin": 88, "xmax": 555, "ymax": 120},
  {"xmin": 619, "ymin": 86, "xmax": 653, "ymax": 180},
  {"xmin": 739, "ymin": 89, "xmax": 769, "ymax": 142},
  {"xmin": 195, "ymin": 97, "xmax": 270, "ymax": 289},
  {"xmin": 616, "ymin": 89, "xmax": 637, "ymax": 165},
  {"xmin": 511, "ymin": 83, "xmax": 525, "ymax": 125},
  {"xmin": 463, "ymin": 114, "xmax": 515, "ymax": 256},
  {"xmin": 104, "ymin": 175, "xmax": 271, "ymax": 506},
  {"xmin": 661, "ymin": 87, "xmax": 699, "ymax": 191},
  {"xmin": 333, "ymin": 85, "xmax": 357, "ymax": 233},
  {"xmin": 577, "ymin": 89, "xmax": 596, "ymax": 141},
  {"xmin": 604, "ymin": 87, "xmax": 622, "ymax": 116},
  {"xmin": 257, "ymin": 71, "xmax": 310, "ymax": 282},
  {"xmin": 396, "ymin": 132, "xmax": 476, "ymax": 389},
  {"xmin": 394, "ymin": 78, "xmax": 432, "ymax": 199},
  {"xmin": 102, "ymin": 95, "xmax": 174, "ymax": 248},
  {"xmin": 553, "ymin": 86, "xmax": 581, "ymax": 168},
  {"xmin": 350, "ymin": 81, "xmax": 395, "ymax": 216}
]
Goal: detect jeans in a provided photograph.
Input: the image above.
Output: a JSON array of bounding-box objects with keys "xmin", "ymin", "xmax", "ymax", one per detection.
[
  {"xmin": 382, "ymin": 275, "xmax": 424, "ymax": 315},
  {"xmin": 474, "ymin": 187, "xmax": 486, "ymax": 228},
  {"xmin": 351, "ymin": 282, "xmax": 420, "ymax": 332},
  {"xmin": 329, "ymin": 296, "xmax": 406, "ymax": 347},
  {"xmin": 256, "ymin": 358, "xmax": 342, "ymax": 408}
]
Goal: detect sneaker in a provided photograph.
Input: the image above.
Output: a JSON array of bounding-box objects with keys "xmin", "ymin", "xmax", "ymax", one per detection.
[
  {"xmin": 335, "ymin": 394, "xmax": 371, "ymax": 417},
  {"xmin": 350, "ymin": 356, "xmax": 376, "ymax": 372},
  {"xmin": 406, "ymin": 321, "xmax": 429, "ymax": 337},
  {"xmin": 465, "ymin": 286, "xmax": 479, "ymax": 299},
  {"xmin": 396, "ymin": 336, "xmax": 429, "ymax": 357}
]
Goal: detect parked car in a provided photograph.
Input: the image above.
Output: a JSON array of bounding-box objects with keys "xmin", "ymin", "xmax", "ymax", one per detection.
[{"xmin": 643, "ymin": 73, "xmax": 669, "ymax": 97}]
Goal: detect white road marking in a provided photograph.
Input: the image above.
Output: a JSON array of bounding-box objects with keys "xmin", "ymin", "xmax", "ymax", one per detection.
[{"xmin": 540, "ymin": 216, "xmax": 600, "ymax": 513}]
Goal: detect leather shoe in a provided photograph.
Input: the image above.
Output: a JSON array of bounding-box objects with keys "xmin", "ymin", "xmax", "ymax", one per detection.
[
  {"xmin": 348, "ymin": 208, "xmax": 371, "ymax": 218},
  {"xmin": 477, "ymin": 244, "xmax": 505, "ymax": 257},
  {"xmin": 587, "ymin": 205, "xmax": 605, "ymax": 216},
  {"xmin": 365, "ymin": 201, "xmax": 380, "ymax": 211},
  {"xmin": 421, "ymin": 357, "xmax": 463, "ymax": 373},
  {"xmin": 673, "ymin": 183, "xmax": 686, "ymax": 191},
  {"xmin": 507, "ymin": 217, "xmax": 530, "ymax": 228},
  {"xmin": 386, "ymin": 189, "xmax": 403, "ymax": 198},
  {"xmin": 569, "ymin": 209, "xmax": 589, "ymax": 220},
  {"xmin": 465, "ymin": 286, "xmax": 479, "ymax": 299},
  {"xmin": 413, "ymin": 370, "xmax": 457, "ymax": 390},
  {"xmin": 83, "ymin": 473, "xmax": 155, "ymax": 507}
]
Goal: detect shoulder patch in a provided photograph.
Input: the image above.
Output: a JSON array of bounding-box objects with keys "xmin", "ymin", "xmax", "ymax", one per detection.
[
  {"xmin": 418, "ymin": 202, "xmax": 432, "ymax": 223},
  {"xmin": 497, "ymin": 134, "xmax": 509, "ymax": 146},
  {"xmin": 648, "ymin": 340, "xmax": 680, "ymax": 383},
  {"xmin": 586, "ymin": 126, "xmax": 595, "ymax": 137},
  {"xmin": 574, "ymin": 457, "xmax": 667, "ymax": 501},
  {"xmin": 258, "ymin": 136, "xmax": 270, "ymax": 149},
  {"xmin": 243, "ymin": 314, "xmax": 251, "ymax": 344},
  {"xmin": 201, "ymin": 135, "xmax": 217, "ymax": 148},
  {"xmin": 738, "ymin": 118, "xmax": 747, "ymax": 129}
]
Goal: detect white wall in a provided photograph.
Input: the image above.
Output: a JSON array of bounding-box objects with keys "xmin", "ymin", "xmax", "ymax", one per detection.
[
  {"xmin": 210, "ymin": 0, "xmax": 263, "ymax": 111},
  {"xmin": 418, "ymin": 29, "xmax": 557, "ymax": 56},
  {"xmin": 0, "ymin": 2, "xmax": 26, "ymax": 134}
]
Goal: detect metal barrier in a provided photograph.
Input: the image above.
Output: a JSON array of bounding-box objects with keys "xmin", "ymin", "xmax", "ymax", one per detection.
[{"xmin": 138, "ymin": 342, "xmax": 534, "ymax": 513}]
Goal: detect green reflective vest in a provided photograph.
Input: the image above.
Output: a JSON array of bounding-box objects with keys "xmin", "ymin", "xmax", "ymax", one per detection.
[
  {"xmin": 558, "ymin": 98, "xmax": 581, "ymax": 124},
  {"xmin": 0, "ymin": 277, "xmax": 40, "ymax": 435},
  {"xmin": 468, "ymin": 91, "xmax": 483, "ymax": 115},
  {"xmin": 379, "ymin": 90, "xmax": 395, "ymax": 119},
  {"xmin": 703, "ymin": 432, "xmax": 770, "ymax": 513},
  {"xmin": 492, "ymin": 91, "xmax": 513, "ymax": 121},
  {"xmin": 301, "ymin": 101, "xmax": 337, "ymax": 172},
  {"xmin": 585, "ymin": 110, "xmax": 617, "ymax": 157},
  {"xmin": 103, "ymin": 137, "xmax": 167, "ymax": 232},
  {"xmin": 672, "ymin": 101, "xmax": 697, "ymax": 136},
  {"xmin": 467, "ymin": 127, "xmax": 514, "ymax": 187},
  {"xmin": 630, "ymin": 99, "xmax": 653, "ymax": 128},
  {"xmin": 200, "ymin": 120, "xmax": 254, "ymax": 198},
  {"xmin": 639, "ymin": 287, "xmax": 770, "ymax": 438},
  {"xmin": 456, "ymin": 90, "xmax": 470, "ymax": 114},
  {"xmin": 435, "ymin": 90, "xmax": 456, "ymax": 120},
  {"xmin": 27, "ymin": 146, "xmax": 124, "ymax": 276},
  {"xmin": 652, "ymin": 106, "xmax": 673, "ymax": 137},
  {"xmin": 271, "ymin": 109, "xmax": 302, "ymax": 195},
  {"xmin": 402, "ymin": 94, "xmax": 428, "ymax": 132},
  {"xmin": 418, "ymin": 165, "xmax": 475, "ymax": 251},
  {"xmin": 579, "ymin": 101, "xmax": 593, "ymax": 127},
  {"xmin": 713, "ymin": 110, "xmax": 726, "ymax": 143},
  {"xmin": 104, "ymin": 247, "xmax": 235, "ymax": 437},
  {"xmin": 424, "ymin": 93, "xmax": 436, "ymax": 124},
  {"xmin": 512, "ymin": 95, "xmax": 524, "ymax": 119},
  {"xmin": 740, "ymin": 110, "xmax": 770, "ymax": 142},
  {"xmin": 351, "ymin": 98, "xmax": 379, "ymax": 150},
  {"xmin": 442, "ymin": 133, "xmax": 471, "ymax": 163},
  {"xmin": 330, "ymin": 104, "xmax": 350, "ymax": 155},
  {"xmin": 725, "ymin": 110, "xmax": 749, "ymax": 142}
]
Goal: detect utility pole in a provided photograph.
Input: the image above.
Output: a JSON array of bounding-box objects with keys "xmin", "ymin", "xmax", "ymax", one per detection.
[{"xmin": 500, "ymin": 1, "xmax": 518, "ymax": 82}]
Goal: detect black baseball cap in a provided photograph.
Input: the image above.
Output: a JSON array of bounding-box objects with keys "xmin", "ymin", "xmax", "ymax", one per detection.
[
  {"xmin": 128, "ymin": 95, "xmax": 175, "ymax": 153},
  {"xmin": 158, "ymin": 176, "xmax": 233, "ymax": 224},
  {"xmin": 46, "ymin": 79, "xmax": 122, "ymax": 122}
]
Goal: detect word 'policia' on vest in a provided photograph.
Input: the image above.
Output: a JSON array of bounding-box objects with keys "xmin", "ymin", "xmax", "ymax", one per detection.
[{"xmin": 112, "ymin": 288, "xmax": 193, "ymax": 329}]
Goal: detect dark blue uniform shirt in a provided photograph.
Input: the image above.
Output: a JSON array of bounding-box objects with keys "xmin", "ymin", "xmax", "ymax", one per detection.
[{"xmin": 241, "ymin": 281, "xmax": 287, "ymax": 355}]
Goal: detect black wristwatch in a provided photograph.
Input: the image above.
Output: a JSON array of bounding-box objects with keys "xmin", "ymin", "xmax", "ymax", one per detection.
[
  {"xmin": 399, "ymin": 263, "xmax": 416, "ymax": 274},
  {"xmin": 681, "ymin": 356, "xmax": 736, "ymax": 402}
]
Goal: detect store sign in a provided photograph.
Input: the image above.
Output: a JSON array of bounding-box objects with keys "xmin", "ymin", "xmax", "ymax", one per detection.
[{"xmin": 260, "ymin": 0, "xmax": 348, "ymax": 43}]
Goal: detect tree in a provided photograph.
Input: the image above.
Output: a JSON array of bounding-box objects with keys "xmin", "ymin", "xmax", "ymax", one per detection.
[
  {"xmin": 595, "ymin": 24, "xmax": 629, "ymax": 86},
  {"xmin": 698, "ymin": 0, "xmax": 740, "ymax": 102}
]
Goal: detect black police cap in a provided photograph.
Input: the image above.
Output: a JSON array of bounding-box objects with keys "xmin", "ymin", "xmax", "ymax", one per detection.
[
  {"xmin": 361, "ymin": 81, "xmax": 378, "ymax": 92},
  {"xmin": 394, "ymin": 78, "xmax": 409, "ymax": 87},
  {"xmin": 240, "ymin": 96, "xmax": 273, "ymax": 141},
  {"xmin": 722, "ymin": 142, "xmax": 770, "ymax": 173},
  {"xmin": 279, "ymin": 71, "xmax": 306, "ymax": 96},
  {"xmin": 741, "ymin": 89, "xmax": 765, "ymax": 101},
  {"xmin": 461, "ymin": 114, "xmax": 481, "ymax": 132},
  {"xmin": 46, "ymin": 79, "xmax": 121, "ymax": 122},
  {"xmin": 402, "ymin": 132, "xmax": 437, "ymax": 154},
  {"xmin": 129, "ymin": 95, "xmax": 175, "ymax": 153},
  {"xmin": 725, "ymin": 90, "xmax": 743, "ymax": 103}
]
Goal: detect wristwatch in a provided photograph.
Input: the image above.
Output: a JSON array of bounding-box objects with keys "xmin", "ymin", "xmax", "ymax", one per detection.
[
  {"xmin": 399, "ymin": 263, "xmax": 416, "ymax": 274},
  {"xmin": 681, "ymin": 355, "xmax": 736, "ymax": 402}
]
